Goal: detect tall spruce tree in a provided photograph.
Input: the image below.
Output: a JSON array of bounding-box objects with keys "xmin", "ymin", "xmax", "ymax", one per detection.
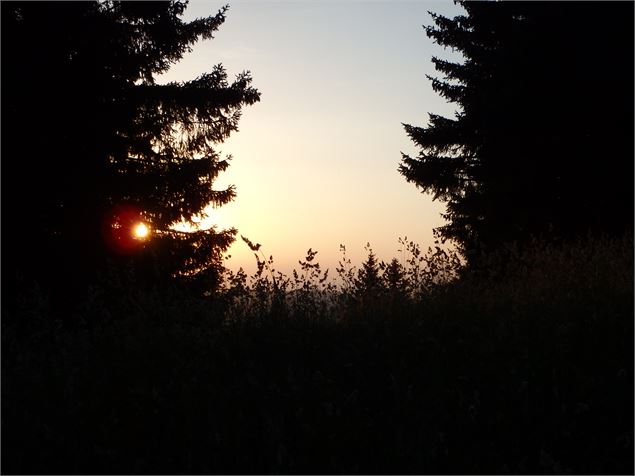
[
  {"xmin": 2, "ymin": 1, "xmax": 260, "ymax": 296},
  {"xmin": 400, "ymin": 1, "xmax": 633, "ymax": 257}
]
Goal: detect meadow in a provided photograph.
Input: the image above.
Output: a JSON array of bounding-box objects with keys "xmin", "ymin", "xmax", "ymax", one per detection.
[{"xmin": 2, "ymin": 234, "xmax": 633, "ymax": 474}]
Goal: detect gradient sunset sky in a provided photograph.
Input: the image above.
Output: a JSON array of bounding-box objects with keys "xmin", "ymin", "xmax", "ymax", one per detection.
[{"xmin": 158, "ymin": 0, "xmax": 465, "ymax": 275}]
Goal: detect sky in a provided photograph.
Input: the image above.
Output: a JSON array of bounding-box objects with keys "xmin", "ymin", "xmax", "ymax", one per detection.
[{"xmin": 157, "ymin": 0, "xmax": 465, "ymax": 276}]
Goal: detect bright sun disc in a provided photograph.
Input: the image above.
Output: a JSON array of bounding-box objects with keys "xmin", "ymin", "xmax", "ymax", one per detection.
[{"xmin": 133, "ymin": 222, "xmax": 150, "ymax": 239}]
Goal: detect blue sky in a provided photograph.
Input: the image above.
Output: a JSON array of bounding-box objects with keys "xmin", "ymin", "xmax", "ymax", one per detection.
[{"xmin": 158, "ymin": 0, "xmax": 465, "ymax": 275}]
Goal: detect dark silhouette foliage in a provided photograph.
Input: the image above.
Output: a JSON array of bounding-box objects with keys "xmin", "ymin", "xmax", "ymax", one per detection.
[
  {"xmin": 354, "ymin": 244, "xmax": 382, "ymax": 299},
  {"xmin": 2, "ymin": 1, "xmax": 260, "ymax": 300},
  {"xmin": 401, "ymin": 1, "xmax": 634, "ymax": 256},
  {"xmin": 3, "ymin": 234, "xmax": 632, "ymax": 474}
]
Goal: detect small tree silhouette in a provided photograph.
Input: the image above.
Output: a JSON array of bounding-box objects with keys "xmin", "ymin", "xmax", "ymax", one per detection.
[{"xmin": 354, "ymin": 244, "xmax": 383, "ymax": 301}]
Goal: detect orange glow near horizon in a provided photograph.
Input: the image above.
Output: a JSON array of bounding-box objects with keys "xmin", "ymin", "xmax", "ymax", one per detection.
[{"xmin": 154, "ymin": 1, "xmax": 465, "ymax": 276}]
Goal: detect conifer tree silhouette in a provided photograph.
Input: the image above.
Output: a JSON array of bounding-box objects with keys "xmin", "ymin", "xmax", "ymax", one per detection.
[
  {"xmin": 401, "ymin": 1, "xmax": 633, "ymax": 257},
  {"xmin": 2, "ymin": 1, "xmax": 260, "ymax": 293}
]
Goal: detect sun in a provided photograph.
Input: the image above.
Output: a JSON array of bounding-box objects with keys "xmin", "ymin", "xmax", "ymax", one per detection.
[{"xmin": 133, "ymin": 222, "xmax": 150, "ymax": 240}]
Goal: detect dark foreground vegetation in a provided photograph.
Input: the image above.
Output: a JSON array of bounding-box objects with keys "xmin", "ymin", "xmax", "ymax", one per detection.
[{"xmin": 3, "ymin": 234, "xmax": 633, "ymax": 474}]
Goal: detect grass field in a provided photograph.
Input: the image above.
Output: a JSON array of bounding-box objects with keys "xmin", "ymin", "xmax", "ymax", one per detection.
[{"xmin": 2, "ymin": 234, "xmax": 633, "ymax": 474}]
